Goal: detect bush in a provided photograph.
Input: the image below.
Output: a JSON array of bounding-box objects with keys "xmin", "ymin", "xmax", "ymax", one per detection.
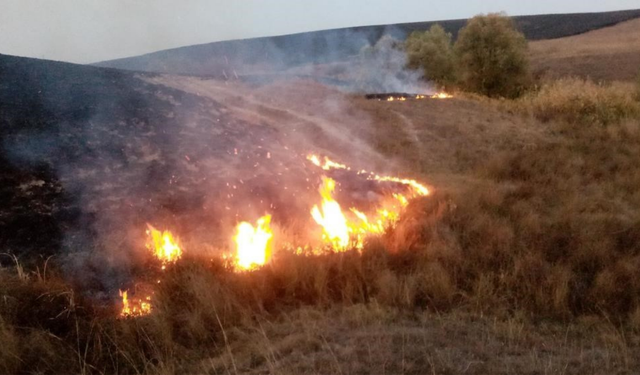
[
  {"xmin": 405, "ymin": 24, "xmax": 456, "ymax": 88},
  {"xmin": 454, "ymin": 13, "xmax": 530, "ymax": 98}
]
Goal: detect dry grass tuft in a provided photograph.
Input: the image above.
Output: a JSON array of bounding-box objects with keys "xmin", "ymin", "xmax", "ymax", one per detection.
[{"xmin": 512, "ymin": 78, "xmax": 640, "ymax": 125}]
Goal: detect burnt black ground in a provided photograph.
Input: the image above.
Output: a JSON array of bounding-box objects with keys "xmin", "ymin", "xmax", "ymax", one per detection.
[
  {"xmin": 0, "ymin": 54, "xmax": 198, "ymax": 260},
  {"xmin": 0, "ymin": 54, "xmax": 299, "ymax": 267},
  {"xmin": 0, "ymin": 54, "xmax": 330, "ymax": 288}
]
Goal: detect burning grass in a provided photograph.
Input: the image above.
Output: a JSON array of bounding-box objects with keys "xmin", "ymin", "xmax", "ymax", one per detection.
[
  {"xmin": 2, "ymin": 188, "xmax": 640, "ymax": 373},
  {"xmin": 4, "ymin": 74, "xmax": 640, "ymax": 373}
]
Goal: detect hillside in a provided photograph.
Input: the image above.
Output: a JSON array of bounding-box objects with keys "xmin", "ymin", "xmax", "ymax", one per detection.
[
  {"xmin": 530, "ymin": 17, "xmax": 640, "ymax": 82},
  {"xmin": 94, "ymin": 9, "xmax": 640, "ymax": 77},
  {"xmin": 3, "ymin": 17, "xmax": 640, "ymax": 370},
  {"xmin": 0, "ymin": 52, "xmax": 537, "ymax": 262}
]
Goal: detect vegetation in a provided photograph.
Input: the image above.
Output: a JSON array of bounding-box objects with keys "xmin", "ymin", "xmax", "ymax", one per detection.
[
  {"xmin": 4, "ymin": 12, "xmax": 640, "ymax": 375},
  {"xmin": 511, "ymin": 78, "xmax": 640, "ymax": 125},
  {"xmin": 454, "ymin": 13, "xmax": 530, "ymax": 98},
  {"xmin": 406, "ymin": 14, "xmax": 530, "ymax": 98},
  {"xmin": 4, "ymin": 83, "xmax": 640, "ymax": 372},
  {"xmin": 636, "ymin": 70, "xmax": 640, "ymax": 100},
  {"xmin": 2, "ymin": 194, "xmax": 640, "ymax": 374},
  {"xmin": 405, "ymin": 25, "xmax": 456, "ymax": 88}
]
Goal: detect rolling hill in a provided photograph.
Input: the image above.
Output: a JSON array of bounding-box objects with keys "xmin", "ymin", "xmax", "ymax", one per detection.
[
  {"xmin": 530, "ymin": 17, "xmax": 640, "ymax": 82},
  {"xmin": 3, "ymin": 7, "xmax": 640, "ymax": 372},
  {"xmin": 94, "ymin": 9, "xmax": 640, "ymax": 77}
]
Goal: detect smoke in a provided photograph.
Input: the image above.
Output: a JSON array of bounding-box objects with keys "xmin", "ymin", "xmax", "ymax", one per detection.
[
  {"xmin": 0, "ymin": 23, "xmax": 430, "ymax": 298},
  {"xmin": 96, "ymin": 24, "xmax": 438, "ymax": 95},
  {"xmin": 350, "ymin": 34, "xmax": 430, "ymax": 94}
]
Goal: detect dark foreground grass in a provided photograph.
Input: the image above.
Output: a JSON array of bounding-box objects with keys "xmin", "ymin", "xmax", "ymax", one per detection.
[{"xmin": 2, "ymin": 183, "xmax": 640, "ymax": 373}]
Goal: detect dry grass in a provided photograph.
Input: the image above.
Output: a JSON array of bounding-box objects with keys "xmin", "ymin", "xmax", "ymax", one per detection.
[
  {"xmin": 529, "ymin": 18, "xmax": 640, "ymax": 82},
  {"xmin": 6, "ymin": 55, "xmax": 640, "ymax": 372},
  {"xmin": 2, "ymin": 243, "xmax": 640, "ymax": 374},
  {"xmin": 507, "ymin": 78, "xmax": 640, "ymax": 125}
]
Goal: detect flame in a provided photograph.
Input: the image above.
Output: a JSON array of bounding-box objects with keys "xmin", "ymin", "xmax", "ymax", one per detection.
[
  {"xmin": 119, "ymin": 290, "xmax": 151, "ymax": 318},
  {"xmin": 311, "ymin": 177, "xmax": 351, "ymax": 250},
  {"xmin": 307, "ymin": 154, "xmax": 349, "ymax": 171},
  {"xmin": 306, "ymin": 155, "xmax": 430, "ymax": 251},
  {"xmin": 234, "ymin": 215, "xmax": 273, "ymax": 270},
  {"xmin": 146, "ymin": 225, "xmax": 183, "ymax": 268},
  {"xmin": 377, "ymin": 93, "xmax": 451, "ymax": 101},
  {"xmin": 431, "ymin": 92, "xmax": 453, "ymax": 99},
  {"xmin": 387, "ymin": 96, "xmax": 407, "ymax": 102},
  {"xmin": 306, "ymin": 154, "xmax": 430, "ymax": 198},
  {"xmin": 370, "ymin": 175, "xmax": 429, "ymax": 197}
]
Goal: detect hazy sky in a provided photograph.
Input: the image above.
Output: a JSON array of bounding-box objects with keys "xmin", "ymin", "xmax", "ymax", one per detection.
[{"xmin": 1, "ymin": 0, "xmax": 639, "ymax": 64}]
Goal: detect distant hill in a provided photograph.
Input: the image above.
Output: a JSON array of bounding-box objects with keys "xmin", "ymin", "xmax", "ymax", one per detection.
[
  {"xmin": 530, "ymin": 17, "xmax": 640, "ymax": 82},
  {"xmin": 95, "ymin": 9, "xmax": 640, "ymax": 77}
]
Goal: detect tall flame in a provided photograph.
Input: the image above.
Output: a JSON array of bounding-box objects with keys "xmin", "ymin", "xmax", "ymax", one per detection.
[
  {"xmin": 119, "ymin": 290, "xmax": 151, "ymax": 318},
  {"xmin": 146, "ymin": 225, "xmax": 183, "ymax": 269},
  {"xmin": 234, "ymin": 215, "xmax": 273, "ymax": 270},
  {"xmin": 311, "ymin": 177, "xmax": 350, "ymax": 250}
]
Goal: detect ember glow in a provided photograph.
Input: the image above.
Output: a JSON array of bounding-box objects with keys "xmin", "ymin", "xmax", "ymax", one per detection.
[
  {"xmin": 234, "ymin": 214, "xmax": 274, "ymax": 270},
  {"xmin": 119, "ymin": 290, "xmax": 151, "ymax": 318},
  {"xmin": 311, "ymin": 177, "xmax": 351, "ymax": 250},
  {"xmin": 146, "ymin": 225, "xmax": 183, "ymax": 269},
  {"xmin": 367, "ymin": 93, "xmax": 452, "ymax": 101}
]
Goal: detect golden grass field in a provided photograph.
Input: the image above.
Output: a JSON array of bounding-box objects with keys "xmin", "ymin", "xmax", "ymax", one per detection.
[
  {"xmin": 530, "ymin": 18, "xmax": 640, "ymax": 82},
  {"xmin": 2, "ymin": 17, "xmax": 640, "ymax": 375}
]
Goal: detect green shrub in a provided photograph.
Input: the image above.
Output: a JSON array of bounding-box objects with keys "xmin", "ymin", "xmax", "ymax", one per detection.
[
  {"xmin": 454, "ymin": 13, "xmax": 530, "ymax": 98},
  {"xmin": 405, "ymin": 24, "xmax": 456, "ymax": 88}
]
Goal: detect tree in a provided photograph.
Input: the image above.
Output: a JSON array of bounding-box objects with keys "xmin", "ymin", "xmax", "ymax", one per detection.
[
  {"xmin": 405, "ymin": 24, "xmax": 456, "ymax": 88},
  {"xmin": 454, "ymin": 13, "xmax": 530, "ymax": 98}
]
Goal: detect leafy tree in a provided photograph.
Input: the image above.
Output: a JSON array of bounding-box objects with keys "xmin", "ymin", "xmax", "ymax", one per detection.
[
  {"xmin": 454, "ymin": 13, "xmax": 530, "ymax": 98},
  {"xmin": 405, "ymin": 24, "xmax": 456, "ymax": 88}
]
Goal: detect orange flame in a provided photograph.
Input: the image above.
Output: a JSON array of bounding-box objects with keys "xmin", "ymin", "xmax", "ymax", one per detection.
[
  {"xmin": 311, "ymin": 177, "xmax": 351, "ymax": 250},
  {"xmin": 234, "ymin": 215, "xmax": 273, "ymax": 270},
  {"xmin": 146, "ymin": 225, "xmax": 183, "ymax": 269},
  {"xmin": 119, "ymin": 290, "xmax": 151, "ymax": 318},
  {"xmin": 306, "ymin": 155, "xmax": 430, "ymax": 251},
  {"xmin": 387, "ymin": 96, "xmax": 407, "ymax": 102},
  {"xmin": 306, "ymin": 154, "xmax": 430, "ymax": 198},
  {"xmin": 431, "ymin": 92, "xmax": 453, "ymax": 99},
  {"xmin": 307, "ymin": 154, "xmax": 349, "ymax": 171}
]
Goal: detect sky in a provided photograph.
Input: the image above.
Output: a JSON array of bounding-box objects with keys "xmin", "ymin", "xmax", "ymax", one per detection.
[{"xmin": 1, "ymin": 0, "xmax": 640, "ymax": 64}]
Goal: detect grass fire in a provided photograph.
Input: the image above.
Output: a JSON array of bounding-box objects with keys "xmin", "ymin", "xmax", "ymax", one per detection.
[{"xmin": 3, "ymin": 5, "xmax": 640, "ymax": 375}]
